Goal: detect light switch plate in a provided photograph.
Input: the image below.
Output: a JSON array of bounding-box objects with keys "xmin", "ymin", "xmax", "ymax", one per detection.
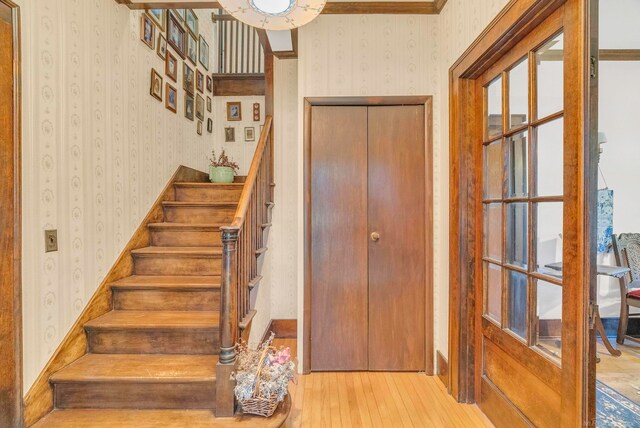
[{"xmin": 45, "ymin": 229, "xmax": 58, "ymax": 252}]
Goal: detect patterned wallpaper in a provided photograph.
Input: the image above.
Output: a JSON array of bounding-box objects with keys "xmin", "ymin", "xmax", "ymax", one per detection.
[{"xmin": 17, "ymin": 0, "xmax": 220, "ymax": 389}]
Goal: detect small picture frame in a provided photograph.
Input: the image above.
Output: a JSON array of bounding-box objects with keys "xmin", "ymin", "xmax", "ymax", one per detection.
[
  {"xmin": 174, "ymin": 8, "xmax": 186, "ymax": 22},
  {"xmin": 157, "ymin": 33, "xmax": 167, "ymax": 59},
  {"xmin": 199, "ymin": 35, "xmax": 209, "ymax": 70},
  {"xmin": 183, "ymin": 63, "xmax": 195, "ymax": 95},
  {"xmin": 166, "ymin": 51, "xmax": 178, "ymax": 82},
  {"xmin": 225, "ymin": 127, "xmax": 235, "ymax": 143},
  {"xmin": 165, "ymin": 83, "xmax": 177, "ymax": 113},
  {"xmin": 253, "ymin": 103, "xmax": 260, "ymax": 121},
  {"xmin": 187, "ymin": 33, "xmax": 198, "ymax": 65},
  {"xmin": 207, "ymin": 118, "xmax": 213, "ymax": 133},
  {"xmin": 227, "ymin": 101, "xmax": 241, "ymax": 121},
  {"xmin": 185, "ymin": 93, "xmax": 195, "ymax": 121},
  {"xmin": 186, "ymin": 9, "xmax": 199, "ymax": 37},
  {"xmin": 196, "ymin": 94, "xmax": 205, "ymax": 121},
  {"xmin": 141, "ymin": 14, "xmax": 155, "ymax": 49},
  {"xmin": 207, "ymin": 96, "xmax": 212, "ymax": 113},
  {"xmin": 147, "ymin": 9, "xmax": 166, "ymax": 31},
  {"xmin": 206, "ymin": 75, "xmax": 213, "ymax": 93},
  {"xmin": 196, "ymin": 69, "xmax": 204, "ymax": 93},
  {"xmin": 197, "ymin": 120, "xmax": 203, "ymax": 135},
  {"xmin": 150, "ymin": 69, "xmax": 163, "ymax": 101},
  {"xmin": 167, "ymin": 12, "xmax": 186, "ymax": 58},
  {"xmin": 245, "ymin": 127, "xmax": 255, "ymax": 142}
]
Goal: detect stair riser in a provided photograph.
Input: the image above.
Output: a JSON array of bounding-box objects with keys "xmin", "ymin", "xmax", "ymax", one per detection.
[
  {"xmin": 113, "ymin": 289, "xmax": 220, "ymax": 311},
  {"xmin": 150, "ymin": 229, "xmax": 221, "ymax": 247},
  {"xmin": 54, "ymin": 382, "xmax": 216, "ymax": 409},
  {"xmin": 133, "ymin": 256, "xmax": 221, "ymax": 276},
  {"xmin": 87, "ymin": 329, "xmax": 219, "ymax": 354},
  {"xmin": 163, "ymin": 206, "xmax": 235, "ymax": 223},
  {"xmin": 175, "ymin": 187, "xmax": 242, "ymax": 203}
]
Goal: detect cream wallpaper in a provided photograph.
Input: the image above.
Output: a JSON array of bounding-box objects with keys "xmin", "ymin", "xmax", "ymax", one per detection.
[{"xmin": 17, "ymin": 0, "xmax": 220, "ymax": 390}]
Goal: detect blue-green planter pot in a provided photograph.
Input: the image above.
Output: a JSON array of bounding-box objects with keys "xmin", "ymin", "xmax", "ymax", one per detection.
[{"xmin": 209, "ymin": 166, "xmax": 235, "ymax": 183}]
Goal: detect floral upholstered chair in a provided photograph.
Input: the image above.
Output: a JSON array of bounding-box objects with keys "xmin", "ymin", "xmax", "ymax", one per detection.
[{"xmin": 612, "ymin": 233, "xmax": 640, "ymax": 345}]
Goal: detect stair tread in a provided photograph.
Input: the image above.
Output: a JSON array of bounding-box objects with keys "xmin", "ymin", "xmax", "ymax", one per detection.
[
  {"xmin": 148, "ymin": 223, "xmax": 226, "ymax": 230},
  {"xmin": 174, "ymin": 182, "xmax": 244, "ymax": 187},
  {"xmin": 85, "ymin": 311, "xmax": 219, "ymax": 330},
  {"xmin": 110, "ymin": 275, "xmax": 220, "ymax": 289},
  {"xmin": 33, "ymin": 405, "xmax": 291, "ymax": 428},
  {"xmin": 51, "ymin": 354, "xmax": 218, "ymax": 383},
  {"xmin": 131, "ymin": 246, "xmax": 223, "ymax": 256},
  {"xmin": 162, "ymin": 201, "xmax": 238, "ymax": 207}
]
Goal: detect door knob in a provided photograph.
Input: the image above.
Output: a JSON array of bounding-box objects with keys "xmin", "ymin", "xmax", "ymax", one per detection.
[{"xmin": 370, "ymin": 232, "xmax": 381, "ymax": 242}]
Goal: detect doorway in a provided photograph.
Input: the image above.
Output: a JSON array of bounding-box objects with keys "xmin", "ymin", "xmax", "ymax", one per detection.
[
  {"xmin": 449, "ymin": 0, "xmax": 595, "ymax": 426},
  {"xmin": 0, "ymin": 0, "xmax": 22, "ymax": 426},
  {"xmin": 302, "ymin": 97, "xmax": 433, "ymax": 374}
]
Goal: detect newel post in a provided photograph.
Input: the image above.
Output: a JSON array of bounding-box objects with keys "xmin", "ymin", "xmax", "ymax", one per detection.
[{"xmin": 216, "ymin": 226, "xmax": 239, "ymax": 417}]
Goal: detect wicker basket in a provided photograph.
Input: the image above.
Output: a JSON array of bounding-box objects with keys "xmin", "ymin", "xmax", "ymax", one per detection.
[{"xmin": 238, "ymin": 346, "xmax": 281, "ymax": 417}]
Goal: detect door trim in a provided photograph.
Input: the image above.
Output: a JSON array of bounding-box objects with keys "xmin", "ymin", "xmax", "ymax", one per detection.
[
  {"xmin": 302, "ymin": 96, "xmax": 434, "ymax": 374},
  {"xmin": 448, "ymin": 0, "xmax": 594, "ymax": 426},
  {"xmin": 0, "ymin": 0, "xmax": 22, "ymax": 426}
]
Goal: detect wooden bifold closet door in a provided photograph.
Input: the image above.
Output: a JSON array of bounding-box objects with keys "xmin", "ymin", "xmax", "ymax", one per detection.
[{"xmin": 310, "ymin": 104, "xmax": 426, "ymax": 372}]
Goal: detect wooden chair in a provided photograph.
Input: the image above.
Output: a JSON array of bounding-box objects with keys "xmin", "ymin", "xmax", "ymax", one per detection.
[{"xmin": 612, "ymin": 233, "xmax": 640, "ymax": 345}]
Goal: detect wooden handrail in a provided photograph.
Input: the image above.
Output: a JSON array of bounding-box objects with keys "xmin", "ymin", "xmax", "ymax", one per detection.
[
  {"xmin": 228, "ymin": 115, "xmax": 272, "ymax": 230},
  {"xmin": 216, "ymin": 116, "xmax": 273, "ymax": 417}
]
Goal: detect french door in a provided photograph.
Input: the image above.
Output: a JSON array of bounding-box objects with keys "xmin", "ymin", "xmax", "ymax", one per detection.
[{"xmin": 449, "ymin": 1, "xmax": 595, "ymax": 427}]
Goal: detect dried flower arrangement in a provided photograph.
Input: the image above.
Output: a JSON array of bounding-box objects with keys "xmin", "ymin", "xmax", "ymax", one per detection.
[
  {"xmin": 232, "ymin": 333, "xmax": 295, "ymax": 417},
  {"xmin": 208, "ymin": 148, "xmax": 239, "ymax": 172}
]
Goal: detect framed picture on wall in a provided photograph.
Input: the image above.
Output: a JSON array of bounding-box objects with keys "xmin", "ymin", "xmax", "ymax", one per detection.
[
  {"xmin": 199, "ymin": 36, "xmax": 209, "ymax": 70},
  {"xmin": 140, "ymin": 14, "xmax": 155, "ymax": 49},
  {"xmin": 187, "ymin": 33, "xmax": 198, "ymax": 65},
  {"xmin": 167, "ymin": 12, "xmax": 186, "ymax": 58},
  {"xmin": 157, "ymin": 33, "xmax": 167, "ymax": 59},
  {"xmin": 150, "ymin": 69, "xmax": 163, "ymax": 101},
  {"xmin": 225, "ymin": 127, "xmax": 235, "ymax": 143},
  {"xmin": 207, "ymin": 96, "xmax": 212, "ymax": 112},
  {"xmin": 166, "ymin": 51, "xmax": 178, "ymax": 82},
  {"xmin": 206, "ymin": 75, "xmax": 213, "ymax": 93},
  {"xmin": 174, "ymin": 8, "xmax": 186, "ymax": 22},
  {"xmin": 185, "ymin": 94, "xmax": 195, "ymax": 121},
  {"xmin": 196, "ymin": 69, "xmax": 204, "ymax": 93},
  {"xmin": 207, "ymin": 118, "xmax": 213, "ymax": 133},
  {"xmin": 186, "ymin": 9, "xmax": 198, "ymax": 37},
  {"xmin": 183, "ymin": 63, "xmax": 195, "ymax": 95},
  {"xmin": 245, "ymin": 127, "xmax": 255, "ymax": 142},
  {"xmin": 147, "ymin": 9, "xmax": 166, "ymax": 31},
  {"xmin": 226, "ymin": 101, "xmax": 241, "ymax": 121},
  {"xmin": 196, "ymin": 94, "xmax": 205, "ymax": 121},
  {"xmin": 165, "ymin": 83, "xmax": 177, "ymax": 113},
  {"xmin": 197, "ymin": 120, "xmax": 203, "ymax": 135}
]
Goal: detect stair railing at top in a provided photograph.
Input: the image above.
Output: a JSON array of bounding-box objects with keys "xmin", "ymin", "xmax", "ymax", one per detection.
[
  {"xmin": 216, "ymin": 115, "xmax": 274, "ymax": 417},
  {"xmin": 213, "ymin": 10, "xmax": 264, "ymax": 74}
]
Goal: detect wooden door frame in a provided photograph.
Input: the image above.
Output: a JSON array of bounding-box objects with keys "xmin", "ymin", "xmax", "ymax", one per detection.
[
  {"xmin": 0, "ymin": 0, "xmax": 22, "ymax": 426},
  {"xmin": 448, "ymin": 0, "xmax": 596, "ymax": 426},
  {"xmin": 302, "ymin": 96, "xmax": 434, "ymax": 375}
]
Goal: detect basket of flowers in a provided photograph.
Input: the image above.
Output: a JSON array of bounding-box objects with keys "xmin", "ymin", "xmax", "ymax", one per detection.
[{"xmin": 232, "ymin": 333, "xmax": 295, "ymax": 417}]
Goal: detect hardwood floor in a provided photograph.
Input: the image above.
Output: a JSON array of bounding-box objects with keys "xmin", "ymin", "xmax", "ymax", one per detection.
[
  {"xmin": 597, "ymin": 338, "xmax": 640, "ymax": 405},
  {"xmin": 276, "ymin": 339, "xmax": 492, "ymax": 427}
]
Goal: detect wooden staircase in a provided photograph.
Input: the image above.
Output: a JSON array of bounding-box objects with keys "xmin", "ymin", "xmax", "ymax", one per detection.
[
  {"xmin": 31, "ymin": 118, "xmax": 287, "ymax": 426},
  {"xmin": 33, "ymin": 182, "xmax": 237, "ymax": 424}
]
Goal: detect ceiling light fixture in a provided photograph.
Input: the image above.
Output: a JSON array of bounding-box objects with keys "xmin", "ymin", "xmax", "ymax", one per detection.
[{"xmin": 218, "ymin": 0, "xmax": 326, "ymax": 30}]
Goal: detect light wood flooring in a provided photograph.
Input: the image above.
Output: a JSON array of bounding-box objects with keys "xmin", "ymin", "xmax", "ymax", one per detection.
[
  {"xmin": 597, "ymin": 338, "xmax": 640, "ymax": 405},
  {"xmin": 276, "ymin": 339, "xmax": 493, "ymax": 427}
]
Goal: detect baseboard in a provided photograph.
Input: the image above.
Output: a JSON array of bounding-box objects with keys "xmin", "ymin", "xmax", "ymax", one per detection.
[
  {"xmin": 436, "ymin": 351, "xmax": 448, "ymax": 387},
  {"xmin": 261, "ymin": 319, "xmax": 297, "ymax": 344},
  {"xmin": 23, "ymin": 165, "xmax": 209, "ymax": 427}
]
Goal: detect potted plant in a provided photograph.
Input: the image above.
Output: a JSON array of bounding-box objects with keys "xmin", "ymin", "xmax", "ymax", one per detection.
[{"xmin": 209, "ymin": 148, "xmax": 239, "ymax": 183}]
